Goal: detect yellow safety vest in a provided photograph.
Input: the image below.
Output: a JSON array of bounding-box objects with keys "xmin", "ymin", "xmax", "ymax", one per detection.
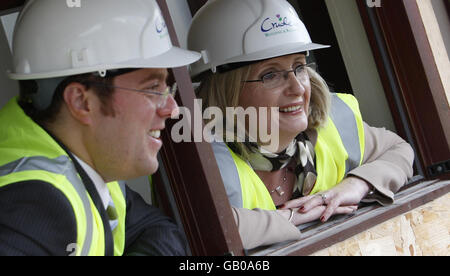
[
  {"xmin": 0, "ymin": 98, "xmax": 126, "ymax": 256},
  {"xmin": 221, "ymin": 93, "xmax": 365, "ymax": 210}
]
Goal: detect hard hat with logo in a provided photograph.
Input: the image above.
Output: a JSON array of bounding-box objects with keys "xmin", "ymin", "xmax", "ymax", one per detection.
[
  {"xmin": 188, "ymin": 0, "xmax": 329, "ymax": 77},
  {"xmin": 8, "ymin": 0, "xmax": 201, "ymax": 80}
]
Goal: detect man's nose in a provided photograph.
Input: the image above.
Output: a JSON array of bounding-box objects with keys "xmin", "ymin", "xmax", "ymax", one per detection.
[{"xmin": 158, "ymin": 94, "xmax": 179, "ymax": 119}]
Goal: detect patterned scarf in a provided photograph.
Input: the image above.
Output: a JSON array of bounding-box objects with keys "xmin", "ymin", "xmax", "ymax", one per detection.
[{"xmin": 228, "ymin": 132, "xmax": 317, "ymax": 197}]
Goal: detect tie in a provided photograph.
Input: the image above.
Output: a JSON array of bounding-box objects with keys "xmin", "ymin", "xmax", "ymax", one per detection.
[{"xmin": 106, "ymin": 199, "xmax": 119, "ymax": 232}]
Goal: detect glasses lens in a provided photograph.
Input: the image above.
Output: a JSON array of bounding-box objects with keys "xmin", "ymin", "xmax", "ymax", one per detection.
[
  {"xmin": 157, "ymin": 84, "xmax": 177, "ymax": 108},
  {"xmin": 295, "ymin": 66, "xmax": 308, "ymax": 81},
  {"xmin": 296, "ymin": 63, "xmax": 317, "ymax": 82},
  {"xmin": 170, "ymin": 83, "xmax": 178, "ymax": 98},
  {"xmin": 307, "ymin": 63, "xmax": 317, "ymax": 71},
  {"xmin": 262, "ymin": 72, "xmax": 283, "ymax": 89}
]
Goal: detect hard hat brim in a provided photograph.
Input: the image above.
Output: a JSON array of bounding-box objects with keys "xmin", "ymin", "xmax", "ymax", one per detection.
[
  {"xmin": 122, "ymin": 46, "xmax": 202, "ymax": 70},
  {"xmin": 8, "ymin": 46, "xmax": 201, "ymax": 80},
  {"xmin": 226, "ymin": 42, "xmax": 330, "ymax": 65},
  {"xmin": 190, "ymin": 42, "xmax": 330, "ymax": 77}
]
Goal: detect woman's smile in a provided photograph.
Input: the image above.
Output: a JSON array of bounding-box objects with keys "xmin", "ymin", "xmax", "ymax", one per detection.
[{"xmin": 279, "ymin": 100, "xmax": 305, "ymax": 115}]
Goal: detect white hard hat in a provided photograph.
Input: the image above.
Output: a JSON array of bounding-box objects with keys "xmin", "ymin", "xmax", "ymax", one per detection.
[
  {"xmin": 8, "ymin": 0, "xmax": 201, "ymax": 80},
  {"xmin": 188, "ymin": 0, "xmax": 330, "ymax": 77}
]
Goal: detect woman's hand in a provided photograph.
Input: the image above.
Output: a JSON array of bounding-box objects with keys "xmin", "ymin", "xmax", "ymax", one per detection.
[
  {"xmin": 278, "ymin": 205, "xmax": 358, "ymax": 226},
  {"xmin": 281, "ymin": 176, "xmax": 372, "ymax": 222}
]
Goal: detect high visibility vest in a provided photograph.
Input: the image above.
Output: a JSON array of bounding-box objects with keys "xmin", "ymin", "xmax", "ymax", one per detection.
[
  {"xmin": 214, "ymin": 93, "xmax": 365, "ymax": 211},
  {"xmin": 0, "ymin": 98, "xmax": 126, "ymax": 256}
]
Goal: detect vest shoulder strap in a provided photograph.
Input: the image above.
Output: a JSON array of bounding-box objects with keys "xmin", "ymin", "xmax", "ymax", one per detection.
[
  {"xmin": 329, "ymin": 93, "xmax": 365, "ymax": 174},
  {"xmin": 211, "ymin": 141, "xmax": 243, "ymax": 208},
  {"xmin": 0, "ymin": 155, "xmax": 94, "ymax": 256}
]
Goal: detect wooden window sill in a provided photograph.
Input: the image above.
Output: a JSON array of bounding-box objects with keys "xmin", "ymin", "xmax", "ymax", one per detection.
[{"xmin": 248, "ymin": 178, "xmax": 450, "ymax": 256}]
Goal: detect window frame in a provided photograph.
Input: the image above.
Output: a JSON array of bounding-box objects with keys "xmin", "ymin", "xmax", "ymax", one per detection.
[
  {"xmin": 180, "ymin": 0, "xmax": 450, "ymax": 255},
  {"xmin": 355, "ymin": 0, "xmax": 450, "ymax": 178},
  {"xmin": 154, "ymin": 0, "xmax": 245, "ymax": 256}
]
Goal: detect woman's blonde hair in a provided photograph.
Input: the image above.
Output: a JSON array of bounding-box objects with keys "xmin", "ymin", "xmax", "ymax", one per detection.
[{"xmin": 196, "ymin": 62, "xmax": 331, "ymax": 159}]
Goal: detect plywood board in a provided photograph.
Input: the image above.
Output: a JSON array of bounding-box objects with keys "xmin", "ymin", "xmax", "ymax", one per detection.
[{"xmin": 311, "ymin": 193, "xmax": 450, "ymax": 256}]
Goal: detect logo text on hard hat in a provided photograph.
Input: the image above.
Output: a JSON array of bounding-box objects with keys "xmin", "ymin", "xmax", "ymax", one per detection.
[
  {"xmin": 261, "ymin": 14, "xmax": 296, "ymax": 37},
  {"xmin": 156, "ymin": 19, "xmax": 167, "ymax": 34},
  {"xmin": 66, "ymin": 0, "xmax": 81, "ymax": 8},
  {"xmin": 155, "ymin": 16, "xmax": 169, "ymax": 39}
]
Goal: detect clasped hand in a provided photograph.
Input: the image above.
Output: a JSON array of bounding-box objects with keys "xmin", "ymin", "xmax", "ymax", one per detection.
[{"xmin": 278, "ymin": 176, "xmax": 371, "ymax": 225}]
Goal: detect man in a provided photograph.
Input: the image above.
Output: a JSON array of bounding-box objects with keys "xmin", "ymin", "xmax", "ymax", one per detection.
[{"xmin": 0, "ymin": 0, "xmax": 200, "ymax": 255}]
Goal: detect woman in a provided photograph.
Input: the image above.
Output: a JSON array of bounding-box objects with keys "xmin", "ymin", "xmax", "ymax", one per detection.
[{"xmin": 187, "ymin": 0, "xmax": 414, "ymax": 250}]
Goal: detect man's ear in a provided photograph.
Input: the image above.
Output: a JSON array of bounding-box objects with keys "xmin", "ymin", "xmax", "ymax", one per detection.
[{"xmin": 62, "ymin": 82, "xmax": 95, "ymax": 125}]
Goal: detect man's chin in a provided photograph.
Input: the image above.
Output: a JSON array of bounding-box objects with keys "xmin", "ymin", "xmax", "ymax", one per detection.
[{"xmin": 146, "ymin": 160, "xmax": 160, "ymax": 176}]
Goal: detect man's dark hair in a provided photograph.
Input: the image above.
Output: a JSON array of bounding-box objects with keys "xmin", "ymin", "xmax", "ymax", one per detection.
[{"xmin": 18, "ymin": 74, "xmax": 116, "ymax": 126}]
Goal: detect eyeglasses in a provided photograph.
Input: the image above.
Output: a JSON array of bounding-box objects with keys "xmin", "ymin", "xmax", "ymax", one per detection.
[
  {"xmin": 243, "ymin": 63, "xmax": 316, "ymax": 89},
  {"xmin": 89, "ymin": 82, "xmax": 178, "ymax": 108}
]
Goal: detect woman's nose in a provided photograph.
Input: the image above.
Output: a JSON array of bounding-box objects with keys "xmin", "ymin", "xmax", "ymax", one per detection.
[{"xmin": 284, "ymin": 72, "xmax": 306, "ymax": 97}]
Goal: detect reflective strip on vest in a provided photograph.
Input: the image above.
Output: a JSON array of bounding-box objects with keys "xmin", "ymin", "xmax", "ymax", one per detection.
[
  {"xmin": 118, "ymin": 181, "xmax": 126, "ymax": 200},
  {"xmin": 212, "ymin": 141, "xmax": 276, "ymax": 210},
  {"xmin": 211, "ymin": 141, "xmax": 243, "ymax": 208},
  {"xmin": 329, "ymin": 94, "xmax": 362, "ymax": 174},
  {"xmin": 0, "ymin": 155, "xmax": 93, "ymax": 256}
]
